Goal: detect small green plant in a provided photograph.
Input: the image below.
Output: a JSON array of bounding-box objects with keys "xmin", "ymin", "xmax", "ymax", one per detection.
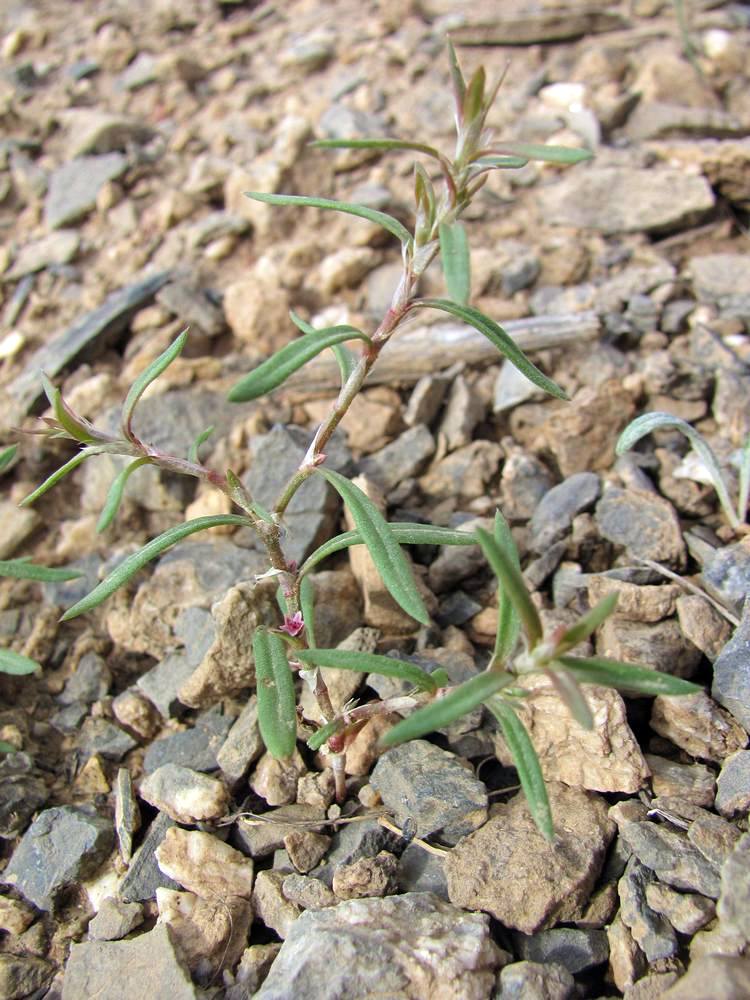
[
  {"xmin": 15, "ymin": 45, "xmax": 700, "ymax": 837},
  {"xmin": 617, "ymin": 411, "xmax": 750, "ymax": 533}
]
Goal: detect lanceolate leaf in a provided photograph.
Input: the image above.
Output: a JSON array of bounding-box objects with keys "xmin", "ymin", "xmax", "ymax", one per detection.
[
  {"xmin": 0, "ymin": 444, "xmax": 17, "ymax": 473},
  {"xmin": 307, "ymin": 718, "xmax": 340, "ymax": 752},
  {"xmin": 19, "ymin": 450, "xmax": 98, "ymax": 507},
  {"xmin": 548, "ymin": 666, "xmax": 594, "ymax": 730},
  {"xmin": 297, "ymin": 648, "xmax": 440, "ymax": 693},
  {"xmin": 489, "ymin": 142, "xmax": 593, "ymax": 165},
  {"xmin": 299, "ymin": 522, "xmax": 478, "ymax": 578},
  {"xmin": 487, "ymin": 695, "xmax": 554, "ymax": 841},
  {"xmin": 316, "ymin": 469, "xmax": 430, "ymax": 625},
  {"xmin": 471, "ymin": 155, "xmax": 529, "ymax": 170},
  {"xmin": 228, "ymin": 324, "xmax": 370, "ymax": 403},
  {"xmin": 331, "ymin": 343, "xmax": 357, "ymax": 384},
  {"xmin": 122, "ymin": 330, "xmax": 188, "ymax": 436},
  {"xmin": 616, "ymin": 412, "xmax": 737, "ymax": 528},
  {"xmin": 188, "ymin": 426, "xmax": 214, "ymax": 464},
  {"xmin": 555, "ymin": 594, "xmax": 618, "ymax": 654},
  {"xmin": 556, "ymin": 655, "xmax": 702, "ymax": 697},
  {"xmin": 476, "ymin": 526, "xmax": 542, "ymax": 649},
  {"xmin": 253, "ymin": 628, "xmax": 298, "ymax": 759},
  {"xmin": 491, "ymin": 510, "xmax": 522, "ymax": 665},
  {"xmin": 0, "ymin": 648, "xmax": 41, "ymax": 676},
  {"xmin": 439, "ymin": 222, "xmax": 471, "ymax": 305},
  {"xmin": 244, "ymin": 192, "xmax": 413, "ymax": 247},
  {"xmin": 41, "ymin": 374, "xmax": 98, "ymax": 444},
  {"xmin": 380, "ymin": 670, "xmax": 513, "ymax": 747},
  {"xmin": 97, "ymin": 457, "xmax": 152, "ymax": 533},
  {"xmin": 61, "ymin": 514, "xmax": 250, "ymax": 620},
  {"xmin": 447, "ymin": 39, "xmax": 466, "ymax": 115},
  {"xmin": 414, "ymin": 299, "xmax": 567, "ymax": 400},
  {"xmin": 299, "ymin": 576, "xmax": 316, "ymax": 649},
  {"xmin": 0, "ymin": 559, "xmax": 82, "ymax": 582}
]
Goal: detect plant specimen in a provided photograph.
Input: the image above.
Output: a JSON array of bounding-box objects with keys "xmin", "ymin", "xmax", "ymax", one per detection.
[
  {"xmin": 14, "ymin": 46, "xmax": 699, "ymax": 838},
  {"xmin": 617, "ymin": 411, "xmax": 750, "ymax": 532}
]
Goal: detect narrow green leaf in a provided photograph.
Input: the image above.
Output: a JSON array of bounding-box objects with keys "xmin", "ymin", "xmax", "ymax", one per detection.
[
  {"xmin": 122, "ymin": 329, "xmax": 188, "ymax": 436},
  {"xmin": 60, "ymin": 514, "xmax": 250, "ymax": 620},
  {"xmin": 492, "ymin": 510, "xmax": 522, "ymax": 665},
  {"xmin": 463, "ymin": 66, "xmax": 486, "ymax": 123},
  {"xmin": 556, "ymin": 655, "xmax": 702, "ymax": 697},
  {"xmin": 439, "ymin": 222, "xmax": 471, "ymax": 305},
  {"xmin": 0, "ymin": 740, "xmax": 19, "ymax": 753},
  {"xmin": 297, "ymin": 648, "xmax": 439, "ymax": 693},
  {"xmin": 97, "ymin": 457, "xmax": 152, "ymax": 533},
  {"xmin": 19, "ymin": 451, "xmax": 94, "ymax": 507},
  {"xmin": 228, "ymin": 323, "xmax": 370, "ymax": 403},
  {"xmin": 188, "ymin": 427, "xmax": 214, "ymax": 465},
  {"xmin": 299, "ymin": 576, "xmax": 316, "ymax": 649},
  {"xmin": 311, "ymin": 138, "xmax": 442, "ymax": 161},
  {"xmin": 380, "ymin": 670, "xmax": 513, "ymax": 747},
  {"xmin": 316, "ymin": 469, "xmax": 430, "ymax": 625},
  {"xmin": 253, "ymin": 628, "xmax": 298, "ymax": 759},
  {"xmin": 307, "ymin": 718, "xmax": 341, "ymax": 752},
  {"xmin": 414, "ymin": 299, "xmax": 568, "ymax": 400},
  {"xmin": 244, "ymin": 192, "xmax": 413, "ymax": 247},
  {"xmin": 555, "ymin": 594, "xmax": 618, "ymax": 655},
  {"xmin": 447, "ymin": 38, "xmax": 466, "ymax": 115},
  {"xmin": 331, "ymin": 343, "xmax": 357, "ymax": 384},
  {"xmin": 490, "ymin": 142, "xmax": 593, "ymax": 165},
  {"xmin": 617, "ymin": 412, "xmax": 738, "ymax": 529},
  {"xmin": 547, "ymin": 666, "xmax": 594, "ymax": 730},
  {"xmin": 471, "ymin": 155, "xmax": 529, "ymax": 170},
  {"xmin": 41, "ymin": 373, "xmax": 97, "ymax": 444},
  {"xmin": 0, "ymin": 648, "xmax": 41, "ymax": 676},
  {"xmin": 299, "ymin": 523, "xmax": 478, "ymax": 578},
  {"xmin": 476, "ymin": 526, "xmax": 542, "ymax": 649},
  {"xmin": 226, "ymin": 470, "xmax": 273, "ymax": 524},
  {"xmin": 0, "ymin": 559, "xmax": 83, "ymax": 582},
  {"xmin": 0, "ymin": 444, "xmax": 17, "ymax": 474},
  {"xmin": 487, "ymin": 696, "xmax": 554, "ymax": 841}
]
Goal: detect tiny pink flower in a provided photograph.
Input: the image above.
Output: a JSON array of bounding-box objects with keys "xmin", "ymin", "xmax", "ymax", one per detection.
[{"xmin": 280, "ymin": 611, "xmax": 304, "ymax": 637}]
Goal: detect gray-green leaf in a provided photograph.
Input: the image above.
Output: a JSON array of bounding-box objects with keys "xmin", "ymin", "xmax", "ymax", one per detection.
[
  {"xmin": 316, "ymin": 469, "xmax": 430, "ymax": 625},
  {"xmin": 414, "ymin": 299, "xmax": 567, "ymax": 400},
  {"xmin": 0, "ymin": 648, "xmax": 41, "ymax": 676},
  {"xmin": 476, "ymin": 526, "xmax": 542, "ymax": 649},
  {"xmin": 556, "ymin": 655, "xmax": 702, "ymax": 698},
  {"xmin": 490, "ymin": 510, "xmax": 522, "ymax": 665},
  {"xmin": 253, "ymin": 628, "xmax": 298, "ymax": 759},
  {"xmin": 296, "ymin": 648, "xmax": 440, "ymax": 693},
  {"xmin": 122, "ymin": 329, "xmax": 188, "ymax": 437},
  {"xmin": 0, "ymin": 559, "xmax": 83, "ymax": 582},
  {"xmin": 97, "ymin": 457, "xmax": 152, "ymax": 533},
  {"xmin": 439, "ymin": 222, "xmax": 471, "ymax": 305},
  {"xmin": 489, "ymin": 142, "xmax": 593, "ymax": 165}
]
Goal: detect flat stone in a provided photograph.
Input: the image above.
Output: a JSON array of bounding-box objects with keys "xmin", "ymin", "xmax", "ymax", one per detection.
[
  {"xmin": 515, "ymin": 926, "xmax": 610, "ymax": 974},
  {"xmin": 359, "ymin": 425, "xmax": 436, "ymax": 495},
  {"xmin": 282, "ymin": 873, "xmax": 337, "ymax": 910},
  {"xmin": 494, "ymin": 674, "xmax": 650, "ymax": 794},
  {"xmin": 716, "ymin": 750, "xmax": 750, "ymax": 817},
  {"xmin": 216, "ymin": 696, "xmax": 264, "ymax": 786},
  {"xmin": 499, "ymin": 447, "xmax": 555, "ymax": 520},
  {"xmin": 119, "ymin": 811, "xmax": 180, "ymax": 903},
  {"xmin": 690, "ymin": 254, "xmax": 750, "ymax": 313},
  {"xmin": 700, "ymin": 539, "xmax": 750, "ymax": 618},
  {"xmin": 496, "ymin": 960, "xmax": 575, "ymax": 1000},
  {"xmin": 716, "ymin": 832, "xmax": 750, "ymax": 941},
  {"xmin": 676, "ymin": 594, "xmax": 731, "ymax": 661},
  {"xmin": 528, "ymin": 472, "xmax": 600, "ymax": 551},
  {"xmin": 77, "ymin": 718, "xmax": 138, "ymax": 761},
  {"xmin": 436, "ymin": 374, "xmax": 485, "ymax": 452},
  {"xmin": 625, "ymin": 102, "xmax": 749, "ymax": 142},
  {"xmin": 651, "ymin": 691, "xmax": 747, "ymax": 762},
  {"xmin": 87, "ymin": 896, "xmax": 144, "ymax": 941},
  {"xmin": 588, "ymin": 577, "xmax": 679, "ymax": 623},
  {"xmin": 255, "ymin": 892, "xmax": 502, "ymax": 1000},
  {"xmin": 58, "ymin": 109, "xmax": 155, "ymax": 156},
  {"xmin": 62, "ymin": 922, "xmax": 199, "ymax": 1000},
  {"xmin": 155, "ymin": 827, "xmax": 254, "ymax": 899},
  {"xmin": 44, "ymin": 153, "xmax": 128, "ymax": 229},
  {"xmin": 658, "ymin": 954, "xmax": 750, "ymax": 999},
  {"xmin": 596, "ymin": 487, "xmax": 686, "ymax": 569},
  {"xmin": 646, "ymin": 755, "xmax": 715, "ymax": 807},
  {"xmin": 0, "ymin": 752, "xmax": 48, "ymax": 839},
  {"xmin": 370, "ymin": 740, "xmax": 488, "ymax": 846},
  {"xmin": 143, "ymin": 711, "xmax": 234, "ymax": 774},
  {"xmin": 3, "ymin": 805, "xmax": 113, "ymax": 910},
  {"xmin": 598, "ymin": 616, "xmax": 702, "ymax": 679},
  {"xmin": 137, "ymin": 652, "xmax": 198, "ymax": 718},
  {"xmin": 5, "ymin": 230, "xmax": 79, "ymax": 279},
  {"xmin": 419, "ymin": 440, "xmax": 503, "ymax": 501},
  {"xmin": 712, "ymin": 601, "xmax": 750, "ymax": 731},
  {"xmin": 494, "ymin": 359, "xmax": 548, "ymax": 413},
  {"xmin": 444, "ymin": 783, "xmax": 613, "ymax": 934},
  {"xmin": 645, "ymin": 882, "xmax": 715, "ymax": 936},
  {"xmin": 0, "ymin": 955, "xmax": 54, "ymax": 999},
  {"xmin": 618, "ymin": 819, "xmax": 721, "ymax": 898},
  {"xmin": 60, "ymin": 651, "xmax": 111, "ymax": 705},
  {"xmin": 139, "ymin": 764, "xmax": 229, "ymax": 824},
  {"xmin": 687, "ymin": 809, "xmax": 741, "ymax": 869},
  {"xmin": 397, "ymin": 842, "xmax": 449, "ymax": 900},
  {"xmin": 155, "ymin": 281, "xmax": 225, "ymax": 338},
  {"xmin": 538, "ymin": 167, "xmax": 715, "ymax": 235},
  {"xmin": 618, "ymin": 856, "xmax": 678, "ymax": 961},
  {"xmin": 423, "ymin": 0, "xmax": 625, "ymax": 43},
  {"xmin": 253, "ymin": 869, "xmax": 301, "ymax": 939}
]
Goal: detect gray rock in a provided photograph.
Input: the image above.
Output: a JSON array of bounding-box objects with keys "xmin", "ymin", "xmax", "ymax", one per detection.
[
  {"xmin": 256, "ymin": 892, "xmax": 502, "ymax": 1000},
  {"xmin": 186, "ymin": 210, "xmax": 250, "ymax": 249},
  {"xmin": 142, "ymin": 710, "xmax": 234, "ymax": 774},
  {"xmin": 618, "ymin": 856, "xmax": 678, "ymax": 961},
  {"xmin": 495, "ymin": 960, "xmax": 575, "ymax": 1000},
  {"xmin": 44, "ymin": 153, "xmax": 128, "ymax": 229},
  {"xmin": 156, "ymin": 281, "xmax": 225, "ymax": 338},
  {"xmin": 645, "ymin": 882, "xmax": 715, "ymax": 936},
  {"xmin": 515, "ymin": 927, "xmax": 609, "ymax": 974},
  {"xmin": 428, "ymin": 516, "xmax": 490, "ymax": 593},
  {"xmin": 403, "ymin": 372, "xmax": 452, "ymax": 427},
  {"xmin": 59, "ymin": 109, "xmax": 155, "ymax": 157},
  {"xmin": 428, "ymin": 0, "xmax": 625, "ymax": 44},
  {"xmin": 688, "ymin": 810, "xmax": 741, "ymax": 870},
  {"xmin": 0, "ymin": 752, "xmax": 48, "ymax": 839},
  {"xmin": 716, "ymin": 832, "xmax": 750, "ymax": 941},
  {"xmin": 716, "ymin": 751, "xmax": 750, "ymax": 817},
  {"xmin": 436, "ymin": 374, "xmax": 485, "ymax": 452},
  {"xmin": 114, "ymin": 767, "xmax": 140, "ymax": 864},
  {"xmin": 712, "ymin": 601, "xmax": 750, "ymax": 731},
  {"xmin": 137, "ymin": 652, "xmax": 198, "ymax": 719},
  {"xmin": 499, "ymin": 449, "xmax": 555, "ymax": 520},
  {"xmin": 235, "ymin": 804, "xmax": 327, "ymax": 860},
  {"xmin": 59, "ymin": 652, "xmax": 111, "ymax": 705},
  {"xmin": 118, "ymin": 52, "xmax": 159, "ymax": 90},
  {"xmin": 62, "ymin": 922, "xmax": 199, "ymax": 1000},
  {"xmin": 370, "ymin": 741, "xmax": 488, "ymax": 846},
  {"xmin": 0, "ymin": 955, "xmax": 55, "ymax": 999},
  {"xmin": 244, "ymin": 425, "xmax": 352, "ymax": 564},
  {"xmin": 5, "ymin": 230, "xmax": 80, "ymax": 279},
  {"xmin": 3, "ymin": 805, "xmax": 114, "ymax": 910},
  {"xmin": 690, "ymin": 253, "xmax": 750, "ymax": 313},
  {"xmin": 119, "ymin": 812, "xmax": 180, "ymax": 903},
  {"xmin": 216, "ymin": 696, "xmax": 264, "ymax": 786},
  {"xmin": 50, "ymin": 702, "xmax": 88, "ymax": 734},
  {"xmin": 87, "ymin": 896, "xmax": 144, "ymax": 940},
  {"xmin": 596, "ymin": 487, "xmax": 686, "ymax": 568},
  {"xmin": 493, "ymin": 361, "xmax": 547, "ymax": 412},
  {"xmin": 538, "ymin": 167, "xmax": 714, "ymax": 235},
  {"xmin": 625, "ymin": 102, "xmax": 750, "ymax": 142},
  {"xmin": 77, "ymin": 718, "xmax": 138, "ymax": 761},
  {"xmin": 434, "ymin": 590, "xmax": 482, "ymax": 626},
  {"xmin": 359, "ymin": 425, "xmax": 436, "ymax": 495},
  {"xmin": 618, "ymin": 820, "xmax": 721, "ymax": 898},
  {"xmin": 398, "ymin": 842, "xmax": 448, "ymax": 900},
  {"xmin": 8, "ymin": 270, "xmax": 171, "ymax": 414},
  {"xmin": 528, "ymin": 472, "xmax": 600, "ymax": 552},
  {"xmin": 645, "ymin": 755, "xmax": 715, "ymax": 808},
  {"xmin": 700, "ymin": 541, "xmax": 750, "ymax": 618}
]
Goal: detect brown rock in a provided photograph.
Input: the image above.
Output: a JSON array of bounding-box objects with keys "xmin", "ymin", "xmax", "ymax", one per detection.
[
  {"xmin": 250, "ymin": 750, "xmax": 307, "ymax": 806},
  {"xmin": 156, "ymin": 888, "xmax": 252, "ymax": 981},
  {"xmin": 223, "ymin": 273, "xmax": 291, "ymax": 349},
  {"xmin": 155, "ymin": 827, "xmax": 254, "ymax": 899},
  {"xmin": 282, "ymin": 873, "xmax": 337, "ymax": 910},
  {"xmin": 493, "ymin": 675, "xmax": 650, "ymax": 794},
  {"xmin": 645, "ymin": 883, "xmax": 715, "ymax": 935},
  {"xmin": 234, "ymin": 804, "xmax": 326, "ymax": 858},
  {"xmin": 675, "ymin": 595, "xmax": 731, "ymax": 662},
  {"xmin": 607, "ymin": 913, "xmax": 647, "ymax": 993},
  {"xmin": 659, "ymin": 955, "xmax": 750, "ymax": 999},
  {"xmin": 444, "ymin": 783, "xmax": 614, "ymax": 933},
  {"xmin": 419, "ymin": 440, "xmax": 503, "ymax": 501},
  {"xmin": 536, "ymin": 381, "xmax": 635, "ymax": 476},
  {"xmin": 651, "ymin": 692, "xmax": 748, "ymax": 762},
  {"xmin": 252, "ymin": 870, "xmax": 301, "ymax": 938},
  {"xmin": 595, "ymin": 488, "xmax": 686, "ymax": 569},
  {"xmin": 597, "ymin": 617, "xmax": 701, "ymax": 679},
  {"xmin": 111, "ymin": 688, "xmax": 161, "ymax": 740},
  {"xmin": 587, "ymin": 577, "xmax": 679, "ymax": 623},
  {"xmin": 343, "ymin": 713, "xmax": 397, "ymax": 776},
  {"xmin": 307, "ymin": 388, "xmax": 402, "ymax": 455},
  {"xmin": 332, "ymin": 851, "xmax": 400, "ymax": 900},
  {"xmin": 646, "ymin": 755, "xmax": 715, "ymax": 807},
  {"xmin": 283, "ymin": 831, "xmax": 330, "ymax": 874}
]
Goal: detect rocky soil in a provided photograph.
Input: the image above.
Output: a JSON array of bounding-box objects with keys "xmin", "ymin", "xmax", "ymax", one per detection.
[{"xmin": 1, "ymin": 0, "xmax": 750, "ymax": 997}]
